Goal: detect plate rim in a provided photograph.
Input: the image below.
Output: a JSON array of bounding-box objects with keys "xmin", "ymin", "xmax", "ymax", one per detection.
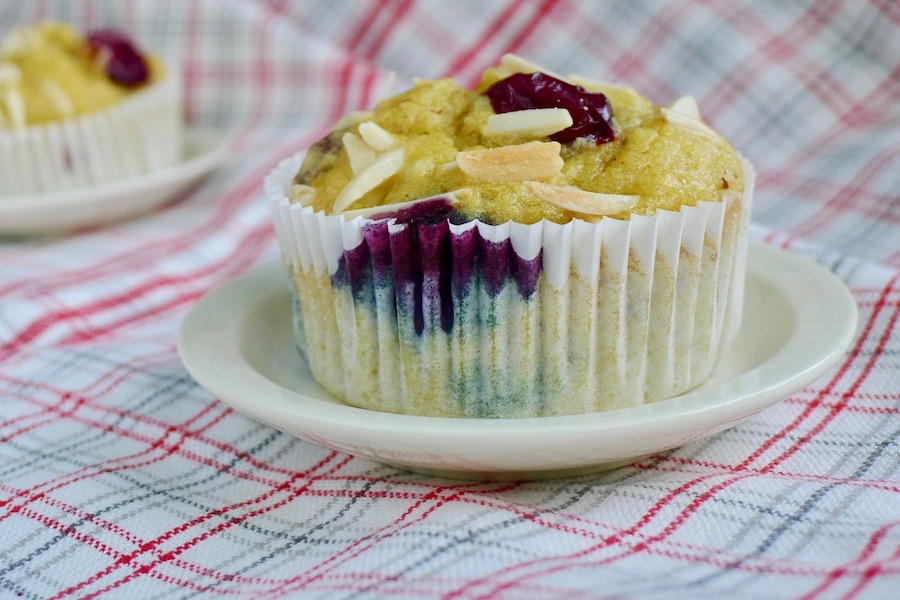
[
  {"xmin": 178, "ymin": 242, "xmax": 858, "ymax": 446},
  {"xmin": 0, "ymin": 127, "xmax": 230, "ymax": 232}
]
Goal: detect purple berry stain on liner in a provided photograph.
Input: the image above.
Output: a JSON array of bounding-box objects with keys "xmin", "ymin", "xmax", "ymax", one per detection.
[
  {"xmin": 512, "ymin": 250, "xmax": 542, "ymax": 299},
  {"xmin": 362, "ymin": 221, "xmax": 394, "ymax": 283},
  {"xmin": 485, "ymin": 72, "xmax": 615, "ymax": 144},
  {"xmin": 334, "ymin": 198, "xmax": 544, "ymax": 337},
  {"xmin": 386, "ymin": 223, "xmax": 426, "ymax": 334},
  {"xmin": 367, "ymin": 197, "xmax": 455, "ymax": 225},
  {"xmin": 340, "ymin": 241, "xmax": 372, "ymax": 300},
  {"xmin": 417, "ymin": 221, "xmax": 454, "ymax": 333},
  {"xmin": 87, "ymin": 30, "xmax": 150, "ymax": 87},
  {"xmin": 450, "ymin": 226, "xmax": 478, "ymax": 299},
  {"xmin": 479, "ymin": 236, "xmax": 511, "ymax": 297}
]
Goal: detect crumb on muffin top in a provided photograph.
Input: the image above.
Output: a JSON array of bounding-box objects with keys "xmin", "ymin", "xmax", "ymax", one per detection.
[
  {"xmin": 295, "ymin": 54, "xmax": 744, "ymax": 225},
  {"xmin": 0, "ymin": 22, "xmax": 163, "ymax": 129}
]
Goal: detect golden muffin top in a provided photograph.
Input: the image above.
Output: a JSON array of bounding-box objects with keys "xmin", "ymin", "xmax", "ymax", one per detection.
[
  {"xmin": 0, "ymin": 22, "xmax": 164, "ymax": 129},
  {"xmin": 295, "ymin": 54, "xmax": 744, "ymax": 225}
]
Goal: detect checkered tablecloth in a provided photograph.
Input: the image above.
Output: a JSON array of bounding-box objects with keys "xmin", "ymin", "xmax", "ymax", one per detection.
[{"xmin": 1, "ymin": 1, "xmax": 898, "ymax": 598}]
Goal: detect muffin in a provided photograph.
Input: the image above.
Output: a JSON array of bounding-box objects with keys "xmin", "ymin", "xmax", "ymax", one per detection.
[
  {"xmin": 266, "ymin": 54, "xmax": 753, "ymax": 418},
  {"xmin": 0, "ymin": 22, "xmax": 181, "ymax": 196}
]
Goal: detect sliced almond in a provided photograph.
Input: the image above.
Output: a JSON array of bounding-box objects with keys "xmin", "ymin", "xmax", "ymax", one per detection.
[
  {"xmin": 332, "ymin": 147, "xmax": 404, "ymax": 213},
  {"xmin": 377, "ymin": 70, "xmax": 397, "ymax": 103},
  {"xmin": 342, "ymin": 189, "xmax": 468, "ymax": 220},
  {"xmin": 456, "ymin": 141, "xmax": 563, "ymax": 182},
  {"xmin": 92, "ymin": 46, "xmax": 113, "ymax": 73},
  {"xmin": 526, "ymin": 181, "xmax": 638, "ymax": 217},
  {"xmin": 333, "ymin": 110, "xmax": 373, "ymax": 130},
  {"xmin": 497, "ymin": 53, "xmax": 569, "ymax": 83},
  {"xmin": 290, "ymin": 184, "xmax": 316, "ymax": 207},
  {"xmin": 0, "ymin": 62, "xmax": 22, "ymax": 84},
  {"xmin": 342, "ymin": 132, "xmax": 376, "ymax": 174},
  {"xmin": 3, "ymin": 88, "xmax": 25, "ymax": 129},
  {"xmin": 437, "ymin": 160, "xmax": 459, "ymax": 173},
  {"xmin": 566, "ymin": 73, "xmax": 637, "ymax": 95},
  {"xmin": 41, "ymin": 80, "xmax": 74, "ymax": 118},
  {"xmin": 358, "ymin": 121, "xmax": 397, "ymax": 152},
  {"xmin": 660, "ymin": 107, "xmax": 720, "ymax": 141},
  {"xmin": 483, "ymin": 107, "xmax": 573, "ymax": 138},
  {"xmin": 667, "ymin": 95, "xmax": 701, "ymax": 120},
  {"xmin": 0, "ymin": 30, "xmax": 31, "ymax": 58}
]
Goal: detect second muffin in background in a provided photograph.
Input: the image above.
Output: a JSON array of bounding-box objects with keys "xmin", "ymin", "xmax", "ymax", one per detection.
[
  {"xmin": 268, "ymin": 54, "xmax": 754, "ymax": 418},
  {"xmin": 0, "ymin": 22, "xmax": 182, "ymax": 196}
]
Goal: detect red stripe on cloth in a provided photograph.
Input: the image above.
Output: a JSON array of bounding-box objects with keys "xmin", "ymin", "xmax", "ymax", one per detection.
[
  {"xmin": 360, "ymin": 0, "xmax": 416, "ymax": 58},
  {"xmin": 0, "ymin": 132, "xmax": 317, "ymax": 354},
  {"xmin": 844, "ymin": 564, "xmax": 890, "ymax": 600},
  {"xmin": 699, "ymin": 0, "xmax": 856, "ymax": 121},
  {"xmin": 342, "ymin": 0, "xmax": 390, "ymax": 52},
  {"xmin": 658, "ymin": 456, "xmax": 900, "ymax": 495},
  {"xmin": 733, "ymin": 276, "xmax": 893, "ymax": 471},
  {"xmin": 143, "ymin": 490, "xmax": 564, "ymax": 595},
  {"xmin": 760, "ymin": 276, "xmax": 900, "ymax": 473},
  {"xmin": 25, "ymin": 446, "xmax": 334, "ymax": 596},
  {"xmin": 1, "ymin": 404, "xmax": 281, "ymax": 584},
  {"xmin": 0, "ymin": 358, "xmax": 398, "ymax": 506},
  {"xmin": 438, "ymin": 488, "xmax": 771, "ymax": 561},
  {"xmin": 0, "ymin": 380, "xmax": 306, "ymax": 491},
  {"xmin": 0, "ymin": 135, "xmax": 294, "ymax": 300},
  {"xmin": 183, "ymin": 473, "xmax": 851, "ymax": 581},
  {"xmin": 8, "ymin": 504, "xmax": 126, "ymax": 560},
  {"xmin": 240, "ymin": 11, "xmax": 278, "ymax": 133},
  {"xmin": 543, "ymin": 1, "xmax": 674, "ymax": 98},
  {"xmin": 57, "ymin": 223, "xmax": 273, "ymax": 345},
  {"xmin": 253, "ymin": 482, "xmax": 534, "ymax": 595},
  {"xmin": 0, "ymin": 481, "xmax": 143, "ymax": 549},
  {"xmin": 441, "ymin": 0, "xmax": 527, "ymax": 79},
  {"xmin": 595, "ymin": 0, "xmax": 694, "ymax": 95},
  {"xmin": 358, "ymin": 64, "xmax": 381, "ymax": 113},
  {"xmin": 267, "ymin": 485, "xmax": 469, "ymax": 595},
  {"xmin": 446, "ymin": 472, "xmax": 755, "ymax": 599},
  {"xmin": 1, "ymin": 276, "xmax": 207, "ymax": 361},
  {"xmin": 0, "ymin": 157, "xmax": 257, "ymax": 299},
  {"xmin": 785, "ymin": 398, "xmax": 900, "ymax": 417},
  {"xmin": 269, "ymin": 465, "xmax": 789, "ymax": 599},
  {"xmin": 801, "ymin": 521, "xmax": 900, "ymax": 600},
  {"xmin": 0, "ymin": 346, "xmax": 177, "ymax": 430},
  {"xmin": 31, "ymin": 0, "xmax": 49, "ymax": 20},
  {"xmin": 780, "ymin": 144, "xmax": 900, "ymax": 238},
  {"xmin": 52, "ymin": 453, "xmax": 348, "ymax": 600},
  {"xmin": 0, "ymin": 393, "xmax": 86, "ymax": 443},
  {"xmin": 181, "ymin": 0, "xmax": 202, "ymax": 123},
  {"xmin": 326, "ymin": 55, "xmax": 358, "ymax": 125},
  {"xmin": 755, "ymin": 62, "xmax": 900, "ymax": 189},
  {"xmin": 464, "ymin": 0, "xmax": 561, "ymax": 90},
  {"xmin": 873, "ymin": 0, "xmax": 900, "ymax": 26},
  {"xmin": 763, "ymin": 180, "xmax": 900, "ymax": 227},
  {"xmin": 0, "ymin": 401, "xmax": 224, "ymax": 523}
]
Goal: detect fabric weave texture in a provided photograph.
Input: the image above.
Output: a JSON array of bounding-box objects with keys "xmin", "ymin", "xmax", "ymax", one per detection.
[{"xmin": 0, "ymin": 1, "xmax": 898, "ymax": 598}]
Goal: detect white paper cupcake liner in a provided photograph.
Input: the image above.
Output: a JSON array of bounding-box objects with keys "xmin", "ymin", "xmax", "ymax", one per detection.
[
  {"xmin": 0, "ymin": 72, "xmax": 182, "ymax": 196},
  {"xmin": 266, "ymin": 152, "xmax": 754, "ymax": 418}
]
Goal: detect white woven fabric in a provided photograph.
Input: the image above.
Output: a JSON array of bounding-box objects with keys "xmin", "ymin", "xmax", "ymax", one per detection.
[{"xmin": 0, "ymin": 1, "xmax": 898, "ymax": 598}]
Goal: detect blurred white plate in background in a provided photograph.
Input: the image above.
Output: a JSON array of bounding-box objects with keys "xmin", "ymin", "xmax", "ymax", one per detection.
[{"xmin": 0, "ymin": 127, "xmax": 229, "ymax": 235}]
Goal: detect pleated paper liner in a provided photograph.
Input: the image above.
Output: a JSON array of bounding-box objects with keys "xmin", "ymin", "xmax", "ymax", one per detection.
[
  {"xmin": 0, "ymin": 72, "xmax": 182, "ymax": 196},
  {"xmin": 267, "ymin": 153, "xmax": 754, "ymax": 418}
]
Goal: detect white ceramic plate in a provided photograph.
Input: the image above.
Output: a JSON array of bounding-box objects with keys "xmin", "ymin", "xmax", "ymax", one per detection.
[
  {"xmin": 0, "ymin": 127, "xmax": 229, "ymax": 235},
  {"xmin": 178, "ymin": 242, "xmax": 858, "ymax": 480}
]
